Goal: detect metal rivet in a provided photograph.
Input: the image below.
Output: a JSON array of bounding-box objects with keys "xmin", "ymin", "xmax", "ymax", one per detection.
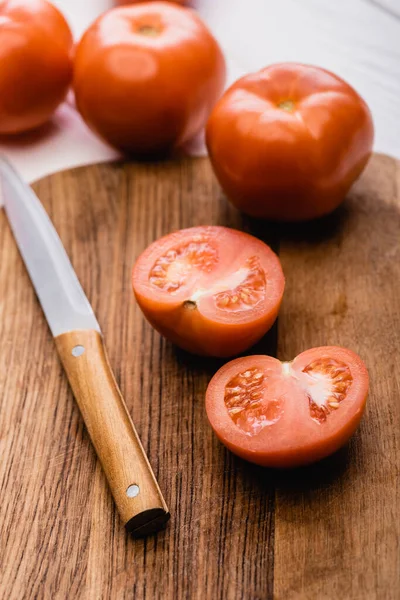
[
  {"xmin": 126, "ymin": 484, "xmax": 140, "ymax": 498},
  {"xmin": 72, "ymin": 345, "xmax": 85, "ymax": 357}
]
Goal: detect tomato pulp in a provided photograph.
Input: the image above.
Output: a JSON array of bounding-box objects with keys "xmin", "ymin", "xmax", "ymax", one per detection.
[
  {"xmin": 206, "ymin": 63, "xmax": 374, "ymax": 221},
  {"xmin": 73, "ymin": 2, "xmax": 226, "ymax": 156},
  {"xmin": 206, "ymin": 347, "xmax": 368, "ymax": 466},
  {"xmin": 0, "ymin": 0, "xmax": 73, "ymax": 134},
  {"xmin": 132, "ymin": 226, "xmax": 285, "ymax": 357}
]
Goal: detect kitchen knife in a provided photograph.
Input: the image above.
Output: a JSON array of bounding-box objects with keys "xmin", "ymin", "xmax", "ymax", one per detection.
[{"xmin": 0, "ymin": 157, "xmax": 169, "ymax": 537}]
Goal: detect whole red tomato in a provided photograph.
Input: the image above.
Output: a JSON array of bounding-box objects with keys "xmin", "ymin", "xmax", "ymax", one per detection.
[
  {"xmin": 206, "ymin": 63, "xmax": 374, "ymax": 221},
  {"xmin": 73, "ymin": 2, "xmax": 226, "ymax": 156},
  {"xmin": 0, "ymin": 0, "xmax": 73, "ymax": 135}
]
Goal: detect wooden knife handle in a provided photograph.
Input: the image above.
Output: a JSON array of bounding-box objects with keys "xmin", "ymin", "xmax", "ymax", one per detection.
[{"xmin": 55, "ymin": 329, "xmax": 169, "ymax": 537}]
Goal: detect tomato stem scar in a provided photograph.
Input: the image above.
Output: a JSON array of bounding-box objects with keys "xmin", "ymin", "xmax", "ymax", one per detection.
[
  {"xmin": 137, "ymin": 25, "xmax": 160, "ymax": 37},
  {"xmin": 278, "ymin": 99, "xmax": 295, "ymax": 112},
  {"xmin": 183, "ymin": 300, "xmax": 197, "ymax": 310}
]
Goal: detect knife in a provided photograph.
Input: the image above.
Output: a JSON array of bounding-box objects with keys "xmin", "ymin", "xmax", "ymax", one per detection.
[{"xmin": 0, "ymin": 157, "xmax": 169, "ymax": 537}]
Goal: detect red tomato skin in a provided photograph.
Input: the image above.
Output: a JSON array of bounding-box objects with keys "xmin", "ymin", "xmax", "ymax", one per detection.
[
  {"xmin": 132, "ymin": 226, "xmax": 285, "ymax": 357},
  {"xmin": 0, "ymin": 0, "xmax": 73, "ymax": 134},
  {"xmin": 206, "ymin": 348, "xmax": 369, "ymax": 467},
  {"xmin": 206, "ymin": 63, "xmax": 374, "ymax": 221},
  {"xmin": 214, "ymin": 408, "xmax": 365, "ymax": 468},
  {"xmin": 133, "ymin": 295, "xmax": 283, "ymax": 357},
  {"xmin": 73, "ymin": 2, "xmax": 226, "ymax": 156}
]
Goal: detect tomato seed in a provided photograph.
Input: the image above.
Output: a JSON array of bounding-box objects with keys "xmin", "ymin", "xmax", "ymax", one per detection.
[
  {"xmin": 149, "ymin": 239, "xmax": 218, "ymax": 292},
  {"xmin": 223, "ymin": 367, "xmax": 284, "ymax": 436},
  {"xmin": 302, "ymin": 357, "xmax": 353, "ymax": 423},
  {"xmin": 215, "ymin": 256, "xmax": 266, "ymax": 311}
]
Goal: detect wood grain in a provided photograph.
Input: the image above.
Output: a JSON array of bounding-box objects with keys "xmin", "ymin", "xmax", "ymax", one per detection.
[
  {"xmin": 0, "ymin": 155, "xmax": 399, "ymax": 599},
  {"xmin": 55, "ymin": 330, "xmax": 169, "ymax": 535}
]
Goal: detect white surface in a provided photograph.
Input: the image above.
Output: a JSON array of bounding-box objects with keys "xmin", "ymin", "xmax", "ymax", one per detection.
[{"xmin": 0, "ymin": 0, "xmax": 399, "ymax": 182}]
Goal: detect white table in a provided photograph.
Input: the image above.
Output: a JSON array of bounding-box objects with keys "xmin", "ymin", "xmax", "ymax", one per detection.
[{"xmin": 1, "ymin": 0, "xmax": 399, "ymax": 183}]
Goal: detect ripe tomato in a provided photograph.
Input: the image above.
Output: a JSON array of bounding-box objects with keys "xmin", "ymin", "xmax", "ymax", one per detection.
[
  {"xmin": 0, "ymin": 0, "xmax": 73, "ymax": 135},
  {"xmin": 132, "ymin": 226, "xmax": 285, "ymax": 357},
  {"xmin": 206, "ymin": 346, "xmax": 369, "ymax": 467},
  {"xmin": 73, "ymin": 2, "xmax": 226, "ymax": 156},
  {"xmin": 206, "ymin": 63, "xmax": 374, "ymax": 221}
]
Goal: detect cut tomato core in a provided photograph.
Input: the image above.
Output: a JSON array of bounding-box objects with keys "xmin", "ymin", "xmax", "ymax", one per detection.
[
  {"xmin": 213, "ymin": 257, "xmax": 266, "ymax": 310},
  {"xmin": 299, "ymin": 357, "xmax": 353, "ymax": 423}
]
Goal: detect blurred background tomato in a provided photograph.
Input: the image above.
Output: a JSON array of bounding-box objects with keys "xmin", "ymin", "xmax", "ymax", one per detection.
[
  {"xmin": 73, "ymin": 2, "xmax": 225, "ymax": 156},
  {"xmin": 0, "ymin": 0, "xmax": 73, "ymax": 135}
]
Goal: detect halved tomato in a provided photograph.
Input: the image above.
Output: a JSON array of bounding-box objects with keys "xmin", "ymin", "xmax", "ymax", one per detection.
[
  {"xmin": 132, "ymin": 226, "xmax": 285, "ymax": 357},
  {"xmin": 206, "ymin": 346, "xmax": 369, "ymax": 467}
]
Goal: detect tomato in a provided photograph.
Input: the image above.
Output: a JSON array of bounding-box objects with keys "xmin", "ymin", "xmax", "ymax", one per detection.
[
  {"xmin": 206, "ymin": 346, "xmax": 369, "ymax": 467},
  {"xmin": 206, "ymin": 63, "xmax": 374, "ymax": 221},
  {"xmin": 73, "ymin": 2, "xmax": 226, "ymax": 156},
  {"xmin": 0, "ymin": 0, "xmax": 73, "ymax": 135},
  {"xmin": 132, "ymin": 226, "xmax": 285, "ymax": 357}
]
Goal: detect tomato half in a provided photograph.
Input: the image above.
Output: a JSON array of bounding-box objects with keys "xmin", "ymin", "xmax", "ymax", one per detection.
[
  {"xmin": 73, "ymin": 2, "xmax": 226, "ymax": 156},
  {"xmin": 206, "ymin": 63, "xmax": 374, "ymax": 221},
  {"xmin": 206, "ymin": 346, "xmax": 368, "ymax": 467},
  {"xmin": 0, "ymin": 0, "xmax": 73, "ymax": 135},
  {"xmin": 132, "ymin": 226, "xmax": 285, "ymax": 357}
]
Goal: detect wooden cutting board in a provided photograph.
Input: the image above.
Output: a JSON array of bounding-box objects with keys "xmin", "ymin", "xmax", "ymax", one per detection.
[{"xmin": 0, "ymin": 154, "xmax": 399, "ymax": 599}]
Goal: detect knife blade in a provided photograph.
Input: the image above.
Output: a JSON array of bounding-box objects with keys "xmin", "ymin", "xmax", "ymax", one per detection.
[{"xmin": 1, "ymin": 156, "xmax": 169, "ymax": 537}]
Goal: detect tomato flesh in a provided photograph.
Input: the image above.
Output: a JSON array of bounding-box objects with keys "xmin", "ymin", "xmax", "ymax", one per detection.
[
  {"xmin": 132, "ymin": 226, "xmax": 285, "ymax": 357},
  {"xmin": 206, "ymin": 346, "xmax": 368, "ymax": 466}
]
